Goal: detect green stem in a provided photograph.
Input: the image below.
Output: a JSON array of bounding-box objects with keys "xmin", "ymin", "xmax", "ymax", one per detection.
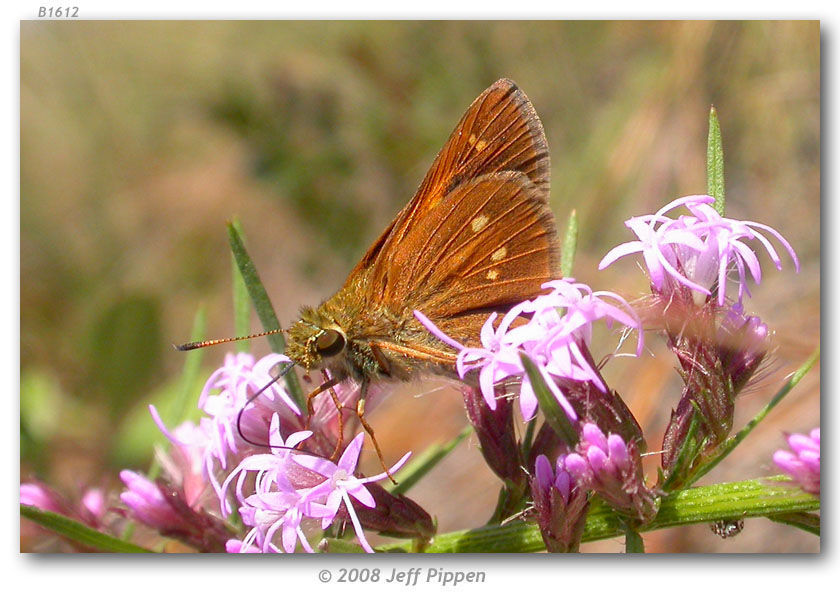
[
  {"xmin": 624, "ymin": 527, "xmax": 645, "ymax": 553},
  {"xmin": 373, "ymin": 477, "xmax": 818, "ymax": 553}
]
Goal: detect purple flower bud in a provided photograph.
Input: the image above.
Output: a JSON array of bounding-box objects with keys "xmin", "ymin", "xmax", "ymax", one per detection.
[
  {"xmin": 120, "ymin": 470, "xmax": 188, "ymax": 531},
  {"xmin": 119, "ymin": 471, "xmax": 231, "ymax": 552},
  {"xmin": 529, "ymin": 454, "xmax": 589, "ymax": 552},
  {"xmin": 566, "ymin": 423, "xmax": 657, "ymax": 523}
]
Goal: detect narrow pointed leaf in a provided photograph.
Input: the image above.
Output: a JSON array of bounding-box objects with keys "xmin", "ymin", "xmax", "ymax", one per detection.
[
  {"xmin": 388, "ymin": 426, "xmax": 472, "ymax": 496},
  {"xmin": 561, "ymin": 209, "xmax": 578, "ymax": 278},
  {"xmin": 519, "ymin": 353, "xmax": 578, "ymax": 447},
  {"xmin": 230, "ymin": 219, "xmax": 251, "ymax": 352},
  {"xmin": 21, "ymin": 505, "xmax": 154, "ymax": 553},
  {"xmin": 227, "ymin": 223, "xmax": 305, "ymax": 410},
  {"xmin": 706, "ymin": 106, "xmax": 725, "ymax": 215}
]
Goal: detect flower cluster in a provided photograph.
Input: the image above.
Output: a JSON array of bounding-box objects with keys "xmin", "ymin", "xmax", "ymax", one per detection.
[
  {"xmin": 221, "ymin": 418, "xmax": 410, "ymax": 553},
  {"xmin": 416, "ymin": 279, "xmax": 643, "ymax": 423},
  {"xmin": 598, "ymin": 195, "xmax": 803, "ymax": 490},
  {"xmin": 117, "ymin": 351, "xmax": 418, "ymax": 553},
  {"xmin": 599, "ymin": 195, "xmax": 799, "ymax": 306},
  {"xmin": 419, "ymin": 279, "xmax": 655, "ymax": 539}
]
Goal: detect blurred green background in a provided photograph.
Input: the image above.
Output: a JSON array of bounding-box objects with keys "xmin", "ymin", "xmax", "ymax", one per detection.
[{"xmin": 21, "ymin": 21, "xmax": 819, "ymax": 552}]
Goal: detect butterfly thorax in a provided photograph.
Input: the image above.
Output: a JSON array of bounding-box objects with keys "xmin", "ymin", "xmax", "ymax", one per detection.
[{"xmin": 285, "ymin": 277, "xmax": 455, "ymax": 385}]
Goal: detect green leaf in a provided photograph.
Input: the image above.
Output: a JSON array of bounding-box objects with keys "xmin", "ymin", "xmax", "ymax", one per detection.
[
  {"xmin": 230, "ymin": 219, "xmax": 252, "ymax": 352},
  {"xmin": 227, "ymin": 222, "xmax": 306, "ymax": 410},
  {"xmin": 561, "ymin": 209, "xmax": 578, "ymax": 278},
  {"xmin": 706, "ymin": 106, "xmax": 725, "ymax": 215},
  {"xmin": 21, "ymin": 505, "xmax": 154, "ymax": 553},
  {"xmin": 767, "ymin": 511, "xmax": 820, "ymax": 536},
  {"xmin": 374, "ymin": 477, "xmax": 819, "ymax": 553},
  {"xmin": 387, "ymin": 426, "xmax": 472, "ymax": 496},
  {"xmin": 519, "ymin": 353, "xmax": 578, "ymax": 446}
]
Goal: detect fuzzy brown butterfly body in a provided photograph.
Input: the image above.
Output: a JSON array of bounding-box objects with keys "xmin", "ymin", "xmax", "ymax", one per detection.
[{"xmin": 286, "ymin": 79, "xmax": 561, "ymax": 391}]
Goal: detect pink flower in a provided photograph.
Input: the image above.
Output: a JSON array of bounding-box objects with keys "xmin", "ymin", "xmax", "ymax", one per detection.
[
  {"xmin": 151, "ymin": 352, "xmax": 299, "ymax": 501},
  {"xmin": 600, "ymin": 195, "xmax": 799, "ymax": 306},
  {"xmin": 219, "ymin": 414, "xmax": 314, "ymax": 516},
  {"xmin": 416, "ymin": 279, "xmax": 642, "ymax": 422},
  {"xmin": 294, "ymin": 433, "xmax": 411, "ymax": 553},
  {"xmin": 224, "ymin": 431, "xmax": 410, "ymax": 553},
  {"xmin": 773, "ymin": 428, "xmax": 820, "ymax": 495},
  {"xmin": 233, "ymin": 484, "xmax": 333, "ymax": 554}
]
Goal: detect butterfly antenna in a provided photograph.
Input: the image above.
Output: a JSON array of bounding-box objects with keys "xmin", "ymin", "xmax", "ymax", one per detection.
[{"xmin": 174, "ymin": 328, "xmax": 285, "ymax": 352}]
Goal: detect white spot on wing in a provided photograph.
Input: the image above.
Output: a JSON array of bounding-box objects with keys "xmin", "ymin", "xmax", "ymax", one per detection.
[
  {"xmin": 471, "ymin": 215, "xmax": 489, "ymax": 232},
  {"xmin": 491, "ymin": 247, "xmax": 507, "ymax": 262}
]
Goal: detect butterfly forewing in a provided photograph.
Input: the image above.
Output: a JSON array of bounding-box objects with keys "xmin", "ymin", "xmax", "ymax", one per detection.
[
  {"xmin": 388, "ymin": 172, "xmax": 558, "ymax": 340},
  {"xmin": 365, "ymin": 79, "xmax": 559, "ymax": 351},
  {"xmin": 347, "ymin": 78, "xmax": 552, "ymax": 290}
]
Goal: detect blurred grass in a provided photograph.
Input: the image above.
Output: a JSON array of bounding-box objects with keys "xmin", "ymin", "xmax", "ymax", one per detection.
[{"xmin": 20, "ymin": 21, "xmax": 819, "ymax": 552}]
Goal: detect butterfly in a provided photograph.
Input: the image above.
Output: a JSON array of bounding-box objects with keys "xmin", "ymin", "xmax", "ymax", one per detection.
[
  {"xmin": 284, "ymin": 79, "xmax": 561, "ymax": 463},
  {"xmin": 181, "ymin": 79, "xmax": 561, "ymax": 472}
]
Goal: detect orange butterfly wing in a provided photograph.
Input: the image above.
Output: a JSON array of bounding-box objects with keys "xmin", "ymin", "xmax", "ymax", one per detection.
[{"xmin": 347, "ymin": 78, "xmax": 560, "ymax": 350}]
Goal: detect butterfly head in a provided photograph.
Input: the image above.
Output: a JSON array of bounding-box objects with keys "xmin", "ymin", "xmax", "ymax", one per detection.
[{"xmin": 286, "ymin": 307, "xmax": 348, "ymax": 372}]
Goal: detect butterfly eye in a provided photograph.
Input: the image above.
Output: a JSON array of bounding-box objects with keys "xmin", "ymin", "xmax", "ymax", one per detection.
[{"xmin": 315, "ymin": 328, "xmax": 346, "ymax": 357}]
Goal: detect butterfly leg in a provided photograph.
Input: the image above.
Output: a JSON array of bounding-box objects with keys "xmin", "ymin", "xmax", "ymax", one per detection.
[
  {"xmin": 357, "ymin": 381, "xmax": 397, "ymax": 484},
  {"xmin": 305, "ymin": 375, "xmax": 340, "ymax": 426},
  {"xmin": 323, "ymin": 371, "xmax": 345, "ymax": 462}
]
